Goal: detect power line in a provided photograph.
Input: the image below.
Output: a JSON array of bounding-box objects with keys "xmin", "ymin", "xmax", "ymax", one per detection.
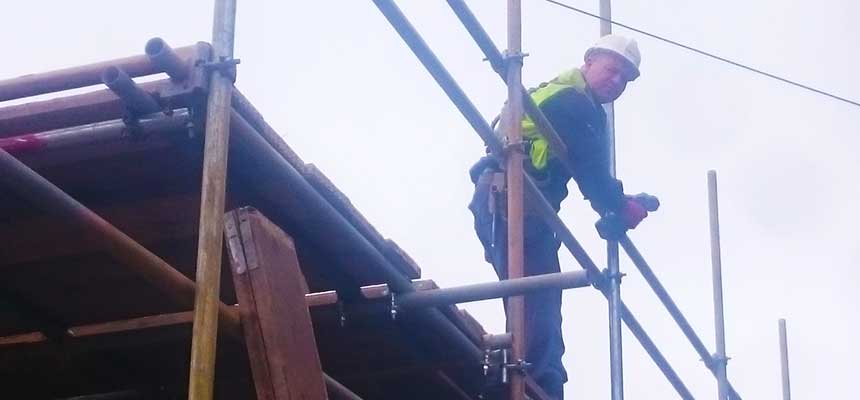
[{"xmin": 542, "ymin": 0, "xmax": 860, "ymax": 109}]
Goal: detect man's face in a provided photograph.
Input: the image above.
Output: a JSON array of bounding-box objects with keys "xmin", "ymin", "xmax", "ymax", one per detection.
[{"xmin": 582, "ymin": 52, "xmax": 636, "ymax": 104}]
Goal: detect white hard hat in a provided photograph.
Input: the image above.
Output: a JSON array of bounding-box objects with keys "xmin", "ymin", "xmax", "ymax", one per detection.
[{"xmin": 584, "ymin": 34, "xmax": 641, "ymax": 80}]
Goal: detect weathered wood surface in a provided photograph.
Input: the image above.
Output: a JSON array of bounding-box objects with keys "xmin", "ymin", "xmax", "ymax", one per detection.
[{"xmin": 225, "ymin": 208, "xmax": 328, "ymax": 400}]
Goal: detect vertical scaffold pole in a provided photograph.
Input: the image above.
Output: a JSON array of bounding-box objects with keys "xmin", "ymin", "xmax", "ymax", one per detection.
[
  {"xmin": 505, "ymin": 0, "xmax": 526, "ymax": 399},
  {"xmin": 599, "ymin": 1, "xmax": 624, "ymax": 399},
  {"xmin": 188, "ymin": 0, "xmax": 238, "ymax": 399},
  {"xmin": 779, "ymin": 319, "xmax": 792, "ymax": 400},
  {"xmin": 708, "ymin": 170, "xmax": 730, "ymax": 400}
]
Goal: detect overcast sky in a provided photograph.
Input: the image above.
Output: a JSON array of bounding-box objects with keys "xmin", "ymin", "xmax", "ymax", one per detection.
[{"xmin": 3, "ymin": 1, "xmax": 859, "ymax": 398}]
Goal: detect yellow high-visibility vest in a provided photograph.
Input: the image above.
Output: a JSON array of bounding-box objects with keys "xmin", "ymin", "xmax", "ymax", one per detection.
[{"xmin": 522, "ymin": 68, "xmax": 591, "ymax": 170}]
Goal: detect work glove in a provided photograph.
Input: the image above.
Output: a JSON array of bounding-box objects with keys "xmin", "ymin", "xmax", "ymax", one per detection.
[{"xmin": 595, "ymin": 195, "xmax": 656, "ymax": 240}]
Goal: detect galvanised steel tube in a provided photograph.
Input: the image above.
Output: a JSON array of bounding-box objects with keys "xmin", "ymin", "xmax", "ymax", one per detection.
[
  {"xmin": 619, "ymin": 302, "xmax": 694, "ymax": 399},
  {"xmin": 600, "ymin": 0, "xmax": 625, "ymax": 397},
  {"xmin": 527, "ymin": 175, "xmax": 694, "ymax": 399},
  {"xmin": 779, "ymin": 319, "xmax": 791, "ymax": 400},
  {"xmin": 371, "ymin": 0, "xmax": 503, "ymax": 157},
  {"xmin": 397, "ymin": 271, "xmax": 590, "ymax": 310},
  {"xmin": 619, "ymin": 236, "xmax": 742, "ymax": 400},
  {"xmin": 708, "ymin": 170, "xmax": 729, "ymax": 399},
  {"xmin": 445, "ymin": 0, "xmax": 572, "ymax": 172}
]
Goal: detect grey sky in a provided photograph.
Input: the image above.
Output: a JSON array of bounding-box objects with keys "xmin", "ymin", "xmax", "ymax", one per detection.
[{"xmin": 3, "ymin": 0, "xmax": 858, "ymax": 398}]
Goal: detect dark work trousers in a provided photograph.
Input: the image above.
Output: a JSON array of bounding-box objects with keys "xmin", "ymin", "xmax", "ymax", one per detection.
[{"xmin": 469, "ymin": 169, "xmax": 567, "ymax": 400}]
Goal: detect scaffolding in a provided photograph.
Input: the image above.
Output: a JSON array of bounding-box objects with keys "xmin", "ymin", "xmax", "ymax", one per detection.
[
  {"xmin": 0, "ymin": 1, "xmax": 749, "ymax": 399},
  {"xmin": 370, "ymin": 0, "xmax": 744, "ymax": 399}
]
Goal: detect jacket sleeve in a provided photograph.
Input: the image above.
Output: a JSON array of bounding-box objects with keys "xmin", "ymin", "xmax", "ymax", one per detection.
[{"xmin": 537, "ymin": 88, "xmax": 626, "ymax": 215}]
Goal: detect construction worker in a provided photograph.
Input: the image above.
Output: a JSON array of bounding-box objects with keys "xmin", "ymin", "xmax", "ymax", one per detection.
[{"xmin": 468, "ymin": 34, "xmax": 652, "ymax": 399}]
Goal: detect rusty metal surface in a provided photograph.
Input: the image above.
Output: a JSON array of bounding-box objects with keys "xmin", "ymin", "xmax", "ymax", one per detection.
[
  {"xmin": 0, "ymin": 146, "xmax": 240, "ymax": 339},
  {"xmin": 145, "ymin": 38, "xmax": 190, "ymax": 81},
  {"xmin": 101, "ymin": 66, "xmax": 162, "ymax": 115},
  {"xmin": 0, "ymin": 79, "xmax": 194, "ymax": 138},
  {"xmin": 0, "ymin": 44, "xmax": 198, "ymax": 103}
]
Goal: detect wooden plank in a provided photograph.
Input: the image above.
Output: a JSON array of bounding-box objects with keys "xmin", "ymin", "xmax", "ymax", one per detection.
[
  {"xmin": 225, "ymin": 210, "xmax": 275, "ymax": 400},
  {"xmin": 225, "ymin": 207, "xmax": 327, "ymax": 400}
]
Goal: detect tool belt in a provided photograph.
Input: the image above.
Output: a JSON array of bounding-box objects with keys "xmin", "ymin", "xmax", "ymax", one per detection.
[{"xmin": 471, "ymin": 155, "xmax": 551, "ymax": 220}]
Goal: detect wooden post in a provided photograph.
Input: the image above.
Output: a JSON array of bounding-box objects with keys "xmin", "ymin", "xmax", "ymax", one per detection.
[
  {"xmin": 187, "ymin": 0, "xmax": 238, "ymax": 399},
  {"xmin": 224, "ymin": 208, "xmax": 328, "ymax": 400}
]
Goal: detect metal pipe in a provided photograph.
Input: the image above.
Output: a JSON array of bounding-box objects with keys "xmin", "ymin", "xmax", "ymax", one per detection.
[
  {"xmin": 606, "ymin": 239, "xmax": 624, "ymax": 400},
  {"xmin": 0, "ymin": 45, "xmax": 198, "ymax": 103},
  {"xmin": 619, "ymin": 236, "xmax": 743, "ymax": 399},
  {"xmin": 505, "ymin": 0, "xmax": 526, "ymax": 398},
  {"xmin": 227, "ymin": 109, "xmax": 485, "ymax": 364},
  {"xmin": 0, "ymin": 78, "xmax": 193, "ymax": 138},
  {"xmin": 370, "ymin": 2, "xmax": 697, "ymax": 395},
  {"xmin": 0, "ymin": 110, "xmax": 189, "ymax": 156},
  {"xmin": 619, "ymin": 303, "xmax": 694, "ymax": 399},
  {"xmin": 483, "ymin": 333, "xmax": 513, "ymax": 350},
  {"xmin": 708, "ymin": 170, "xmax": 730, "ymax": 399},
  {"xmin": 779, "ymin": 319, "xmax": 791, "ymax": 400},
  {"xmin": 187, "ymin": 0, "xmax": 237, "ymax": 398},
  {"xmin": 527, "ymin": 175, "xmax": 694, "ymax": 399},
  {"xmin": 445, "ymin": 0, "xmax": 572, "ymax": 173},
  {"xmin": 371, "ymin": 0, "xmax": 503, "ymax": 157},
  {"xmin": 145, "ymin": 38, "xmax": 190, "ymax": 81},
  {"xmin": 599, "ymin": 2, "xmax": 624, "ymax": 398},
  {"xmin": 0, "ymin": 147, "xmax": 241, "ymax": 338},
  {"xmin": 101, "ymin": 66, "xmax": 162, "ymax": 115},
  {"xmin": 398, "ymin": 271, "xmax": 590, "ymax": 310},
  {"xmin": 324, "ymin": 374, "xmax": 365, "ymax": 400}
]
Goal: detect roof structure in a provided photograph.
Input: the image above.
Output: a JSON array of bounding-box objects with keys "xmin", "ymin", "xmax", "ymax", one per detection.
[{"xmin": 0, "ymin": 38, "xmax": 515, "ymax": 399}]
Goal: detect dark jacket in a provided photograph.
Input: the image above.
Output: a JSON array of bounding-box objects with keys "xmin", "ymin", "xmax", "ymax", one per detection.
[{"xmin": 470, "ymin": 86, "xmax": 625, "ymax": 215}]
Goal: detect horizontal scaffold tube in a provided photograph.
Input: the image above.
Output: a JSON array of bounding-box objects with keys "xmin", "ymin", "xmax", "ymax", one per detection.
[
  {"xmin": 102, "ymin": 66, "xmax": 162, "ymax": 115},
  {"xmin": 145, "ymin": 38, "xmax": 190, "ymax": 81},
  {"xmin": 397, "ymin": 270, "xmax": 590, "ymax": 310},
  {"xmin": 0, "ymin": 43, "xmax": 199, "ymax": 103},
  {"xmin": 0, "ymin": 110, "xmax": 189, "ymax": 155}
]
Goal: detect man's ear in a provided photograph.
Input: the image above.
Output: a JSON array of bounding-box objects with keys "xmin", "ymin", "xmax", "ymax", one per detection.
[{"xmin": 582, "ymin": 58, "xmax": 593, "ymax": 73}]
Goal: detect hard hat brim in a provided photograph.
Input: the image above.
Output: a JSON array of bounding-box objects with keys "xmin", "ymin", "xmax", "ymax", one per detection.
[{"xmin": 585, "ymin": 47, "xmax": 641, "ymax": 81}]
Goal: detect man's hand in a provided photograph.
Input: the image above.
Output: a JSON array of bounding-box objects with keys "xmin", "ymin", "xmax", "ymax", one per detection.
[
  {"xmin": 621, "ymin": 199, "xmax": 648, "ymax": 229},
  {"xmin": 595, "ymin": 197, "xmax": 655, "ymax": 240}
]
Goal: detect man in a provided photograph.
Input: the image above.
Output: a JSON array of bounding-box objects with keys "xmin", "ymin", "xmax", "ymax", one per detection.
[{"xmin": 468, "ymin": 34, "xmax": 652, "ymax": 399}]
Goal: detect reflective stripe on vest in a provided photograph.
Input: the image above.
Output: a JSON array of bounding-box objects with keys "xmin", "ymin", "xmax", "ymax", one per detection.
[{"xmin": 522, "ymin": 68, "xmax": 591, "ymax": 170}]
